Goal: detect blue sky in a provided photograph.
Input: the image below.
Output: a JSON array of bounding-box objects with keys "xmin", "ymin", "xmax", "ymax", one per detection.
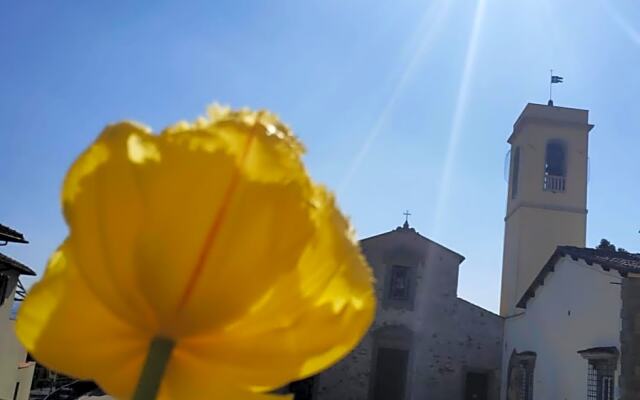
[{"xmin": 1, "ymin": 0, "xmax": 639, "ymax": 312}]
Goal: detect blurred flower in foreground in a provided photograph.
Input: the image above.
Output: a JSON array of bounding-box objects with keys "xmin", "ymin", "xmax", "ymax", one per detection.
[{"xmin": 16, "ymin": 106, "xmax": 375, "ymax": 399}]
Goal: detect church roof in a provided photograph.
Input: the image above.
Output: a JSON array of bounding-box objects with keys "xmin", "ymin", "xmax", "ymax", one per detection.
[
  {"xmin": 0, "ymin": 224, "xmax": 28, "ymax": 244},
  {"xmin": 360, "ymin": 224, "xmax": 465, "ymax": 262},
  {"xmin": 517, "ymin": 246, "xmax": 640, "ymax": 309},
  {"xmin": 0, "ymin": 252, "xmax": 36, "ymax": 276}
]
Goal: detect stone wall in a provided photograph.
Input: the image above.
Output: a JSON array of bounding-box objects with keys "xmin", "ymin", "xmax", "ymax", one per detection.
[
  {"xmin": 314, "ymin": 334, "xmax": 374, "ymax": 400},
  {"xmin": 620, "ymin": 276, "xmax": 640, "ymax": 399},
  {"xmin": 403, "ymin": 298, "xmax": 503, "ymax": 400},
  {"xmin": 315, "ymin": 298, "xmax": 503, "ymax": 400},
  {"xmin": 314, "ymin": 227, "xmax": 503, "ymax": 400}
]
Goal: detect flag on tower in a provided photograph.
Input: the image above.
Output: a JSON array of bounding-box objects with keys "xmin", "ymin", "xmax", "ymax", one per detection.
[{"xmin": 548, "ymin": 71, "xmax": 563, "ymax": 106}]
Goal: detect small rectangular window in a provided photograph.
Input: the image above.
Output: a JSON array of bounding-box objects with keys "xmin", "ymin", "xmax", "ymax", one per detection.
[
  {"xmin": 511, "ymin": 146, "xmax": 520, "ymax": 199},
  {"xmin": 0, "ymin": 274, "xmax": 9, "ymax": 307},
  {"xmin": 389, "ymin": 266, "xmax": 410, "ymax": 301},
  {"xmin": 384, "ymin": 265, "xmax": 416, "ymax": 310},
  {"xmin": 587, "ymin": 359, "xmax": 615, "ymax": 400}
]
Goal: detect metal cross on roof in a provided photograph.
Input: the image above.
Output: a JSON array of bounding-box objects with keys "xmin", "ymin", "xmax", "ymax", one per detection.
[{"xmin": 403, "ymin": 210, "xmax": 411, "ymax": 228}]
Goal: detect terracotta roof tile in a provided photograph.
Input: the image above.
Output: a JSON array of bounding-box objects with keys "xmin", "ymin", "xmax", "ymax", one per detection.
[
  {"xmin": 559, "ymin": 246, "xmax": 640, "ymax": 272},
  {"xmin": 517, "ymin": 246, "xmax": 640, "ymax": 309}
]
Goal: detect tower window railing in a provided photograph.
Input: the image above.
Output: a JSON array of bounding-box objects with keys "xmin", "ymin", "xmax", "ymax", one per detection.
[{"xmin": 543, "ymin": 174, "xmax": 565, "ymax": 192}]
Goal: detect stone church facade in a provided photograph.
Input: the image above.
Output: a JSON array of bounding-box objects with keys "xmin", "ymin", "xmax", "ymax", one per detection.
[{"xmin": 314, "ymin": 222, "xmax": 503, "ymax": 400}]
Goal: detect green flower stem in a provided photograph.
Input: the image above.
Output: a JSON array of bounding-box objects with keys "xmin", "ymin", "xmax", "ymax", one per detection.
[{"xmin": 132, "ymin": 336, "xmax": 176, "ymax": 400}]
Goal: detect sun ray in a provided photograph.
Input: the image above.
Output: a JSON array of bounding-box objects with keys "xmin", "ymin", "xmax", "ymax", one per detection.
[
  {"xmin": 538, "ymin": 0, "xmax": 560, "ymax": 63},
  {"xmin": 599, "ymin": 0, "xmax": 640, "ymax": 45},
  {"xmin": 338, "ymin": 0, "xmax": 451, "ymax": 193},
  {"xmin": 431, "ymin": 0, "xmax": 487, "ymax": 238}
]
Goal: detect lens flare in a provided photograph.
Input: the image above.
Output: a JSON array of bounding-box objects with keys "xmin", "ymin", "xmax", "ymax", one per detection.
[
  {"xmin": 600, "ymin": 0, "xmax": 640, "ymax": 45},
  {"xmin": 339, "ymin": 0, "xmax": 451, "ymax": 192},
  {"xmin": 432, "ymin": 0, "xmax": 487, "ymax": 237}
]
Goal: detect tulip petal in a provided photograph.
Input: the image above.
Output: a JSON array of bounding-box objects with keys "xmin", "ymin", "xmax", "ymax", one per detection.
[
  {"xmin": 133, "ymin": 126, "xmax": 315, "ymax": 336},
  {"xmin": 61, "ymin": 116, "xmax": 316, "ymax": 336},
  {"xmin": 16, "ymin": 243, "xmax": 148, "ymax": 398},
  {"xmin": 62, "ymin": 122, "xmax": 158, "ymax": 330},
  {"xmin": 159, "ymin": 347, "xmax": 292, "ymax": 400},
  {"xmin": 164, "ymin": 106, "xmax": 306, "ymax": 184},
  {"xmin": 22, "ymin": 107, "xmax": 376, "ymax": 400},
  {"xmin": 173, "ymin": 186, "xmax": 375, "ymax": 390}
]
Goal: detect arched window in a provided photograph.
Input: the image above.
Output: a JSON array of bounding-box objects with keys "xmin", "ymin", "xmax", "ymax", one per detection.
[
  {"xmin": 545, "ymin": 140, "xmax": 567, "ymax": 176},
  {"xmin": 543, "ymin": 139, "xmax": 567, "ymax": 192}
]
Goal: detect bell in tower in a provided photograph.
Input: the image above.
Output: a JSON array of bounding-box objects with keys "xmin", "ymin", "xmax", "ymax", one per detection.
[{"xmin": 499, "ymin": 103, "xmax": 594, "ymax": 316}]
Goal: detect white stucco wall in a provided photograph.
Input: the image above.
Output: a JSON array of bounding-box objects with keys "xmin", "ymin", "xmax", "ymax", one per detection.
[
  {"xmin": 0, "ymin": 271, "xmax": 20, "ymax": 400},
  {"xmin": 501, "ymin": 256, "xmax": 623, "ymax": 400},
  {"xmin": 0, "ymin": 271, "xmax": 33, "ymax": 400}
]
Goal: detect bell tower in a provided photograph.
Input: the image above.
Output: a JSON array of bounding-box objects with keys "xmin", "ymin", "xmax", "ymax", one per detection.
[{"xmin": 499, "ymin": 103, "xmax": 593, "ymax": 316}]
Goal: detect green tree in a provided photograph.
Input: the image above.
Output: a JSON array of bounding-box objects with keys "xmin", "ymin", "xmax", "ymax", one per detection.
[
  {"xmin": 596, "ymin": 238, "xmax": 617, "ymax": 252},
  {"xmin": 596, "ymin": 238, "xmax": 629, "ymax": 253}
]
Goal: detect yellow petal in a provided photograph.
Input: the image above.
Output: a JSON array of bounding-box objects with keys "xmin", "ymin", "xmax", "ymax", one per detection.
[
  {"xmin": 133, "ymin": 129, "xmax": 315, "ymax": 336},
  {"xmin": 159, "ymin": 347, "xmax": 292, "ymax": 400},
  {"xmin": 28, "ymin": 106, "xmax": 375, "ymax": 399},
  {"xmin": 61, "ymin": 113, "xmax": 317, "ymax": 337},
  {"xmin": 15, "ymin": 243, "xmax": 148, "ymax": 398},
  {"xmin": 62, "ymin": 122, "xmax": 157, "ymax": 330},
  {"xmin": 174, "ymin": 186, "xmax": 375, "ymax": 390},
  {"xmin": 163, "ymin": 106, "xmax": 305, "ymax": 184}
]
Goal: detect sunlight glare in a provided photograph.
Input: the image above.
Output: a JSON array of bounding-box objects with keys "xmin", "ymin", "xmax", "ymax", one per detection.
[
  {"xmin": 431, "ymin": 0, "xmax": 487, "ymax": 238},
  {"xmin": 599, "ymin": 0, "xmax": 640, "ymax": 45},
  {"xmin": 338, "ymin": 0, "xmax": 451, "ymax": 193}
]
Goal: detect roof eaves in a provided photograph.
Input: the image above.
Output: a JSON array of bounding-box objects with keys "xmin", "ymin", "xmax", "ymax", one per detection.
[
  {"xmin": 359, "ymin": 227, "xmax": 465, "ymax": 262},
  {"xmin": 578, "ymin": 346, "xmax": 619, "ymax": 360},
  {"xmin": 517, "ymin": 246, "xmax": 640, "ymax": 309},
  {"xmin": 0, "ymin": 252, "xmax": 36, "ymax": 276},
  {"xmin": 0, "ymin": 223, "xmax": 28, "ymax": 244}
]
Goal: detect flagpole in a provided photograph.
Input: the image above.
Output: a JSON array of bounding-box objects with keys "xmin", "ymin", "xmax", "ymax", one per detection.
[
  {"xmin": 548, "ymin": 71, "xmax": 563, "ymax": 106},
  {"xmin": 549, "ymin": 69, "xmax": 553, "ymax": 104}
]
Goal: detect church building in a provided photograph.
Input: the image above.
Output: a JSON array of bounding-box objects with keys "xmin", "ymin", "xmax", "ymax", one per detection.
[
  {"xmin": 311, "ymin": 101, "xmax": 640, "ymax": 400},
  {"xmin": 314, "ymin": 221, "xmax": 503, "ymax": 400}
]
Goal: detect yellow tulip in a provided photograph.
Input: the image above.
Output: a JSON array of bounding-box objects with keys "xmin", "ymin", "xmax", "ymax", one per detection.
[{"xmin": 16, "ymin": 107, "xmax": 375, "ymax": 399}]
